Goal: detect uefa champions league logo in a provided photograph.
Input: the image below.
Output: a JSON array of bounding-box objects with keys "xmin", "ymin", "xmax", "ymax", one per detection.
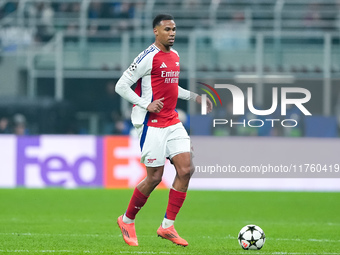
[
  {"xmin": 129, "ymin": 62, "xmax": 137, "ymax": 71},
  {"xmin": 199, "ymin": 83, "xmax": 312, "ymax": 128}
]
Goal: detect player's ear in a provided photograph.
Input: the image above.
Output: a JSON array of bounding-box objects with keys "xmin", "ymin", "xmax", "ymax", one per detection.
[{"xmin": 153, "ymin": 27, "xmax": 158, "ymax": 36}]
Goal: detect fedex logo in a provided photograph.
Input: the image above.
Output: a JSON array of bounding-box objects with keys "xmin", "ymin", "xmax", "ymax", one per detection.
[
  {"xmin": 16, "ymin": 137, "xmax": 103, "ymax": 187},
  {"xmin": 0, "ymin": 136, "xmax": 175, "ymax": 189}
]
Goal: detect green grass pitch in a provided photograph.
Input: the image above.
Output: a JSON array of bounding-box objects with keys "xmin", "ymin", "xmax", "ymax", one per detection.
[{"xmin": 0, "ymin": 189, "xmax": 339, "ymax": 254}]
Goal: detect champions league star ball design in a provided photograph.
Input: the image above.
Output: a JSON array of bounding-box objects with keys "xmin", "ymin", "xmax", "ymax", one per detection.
[
  {"xmin": 238, "ymin": 225, "xmax": 266, "ymax": 250},
  {"xmin": 129, "ymin": 62, "xmax": 137, "ymax": 71}
]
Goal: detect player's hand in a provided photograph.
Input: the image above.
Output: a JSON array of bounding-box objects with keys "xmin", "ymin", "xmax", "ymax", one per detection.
[
  {"xmin": 196, "ymin": 95, "xmax": 213, "ymax": 113},
  {"xmin": 147, "ymin": 97, "xmax": 164, "ymax": 113}
]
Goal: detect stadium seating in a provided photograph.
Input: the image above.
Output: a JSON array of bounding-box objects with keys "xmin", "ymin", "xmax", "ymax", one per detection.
[{"xmin": 1, "ymin": 0, "xmax": 339, "ymax": 73}]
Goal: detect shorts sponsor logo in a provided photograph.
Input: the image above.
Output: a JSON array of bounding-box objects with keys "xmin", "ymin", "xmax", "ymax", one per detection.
[{"xmin": 147, "ymin": 158, "xmax": 157, "ymax": 163}]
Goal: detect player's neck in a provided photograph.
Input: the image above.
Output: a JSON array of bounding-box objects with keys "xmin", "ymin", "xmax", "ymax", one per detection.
[{"xmin": 154, "ymin": 42, "xmax": 171, "ymax": 53}]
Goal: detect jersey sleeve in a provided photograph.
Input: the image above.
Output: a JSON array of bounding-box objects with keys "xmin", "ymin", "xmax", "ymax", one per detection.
[
  {"xmin": 122, "ymin": 53, "xmax": 152, "ymax": 83},
  {"xmin": 178, "ymin": 86, "xmax": 199, "ymax": 101},
  {"xmin": 115, "ymin": 75, "xmax": 150, "ymax": 109},
  {"xmin": 115, "ymin": 52, "xmax": 153, "ymax": 110}
]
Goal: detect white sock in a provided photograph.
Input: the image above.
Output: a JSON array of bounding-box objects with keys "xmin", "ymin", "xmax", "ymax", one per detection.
[
  {"xmin": 162, "ymin": 218, "xmax": 175, "ymax": 228},
  {"xmin": 123, "ymin": 213, "xmax": 135, "ymax": 224}
]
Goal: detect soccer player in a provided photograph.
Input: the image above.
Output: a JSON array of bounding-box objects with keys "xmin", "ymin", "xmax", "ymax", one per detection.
[{"xmin": 115, "ymin": 14, "xmax": 212, "ymax": 247}]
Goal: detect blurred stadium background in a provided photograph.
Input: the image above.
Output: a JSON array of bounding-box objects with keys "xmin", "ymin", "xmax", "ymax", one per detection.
[
  {"xmin": 1, "ymin": 0, "xmax": 340, "ymax": 136},
  {"xmin": 0, "ymin": 0, "xmax": 340, "ymax": 190}
]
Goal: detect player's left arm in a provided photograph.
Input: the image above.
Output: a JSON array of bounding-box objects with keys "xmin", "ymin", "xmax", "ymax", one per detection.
[{"xmin": 178, "ymin": 86, "xmax": 213, "ymax": 113}]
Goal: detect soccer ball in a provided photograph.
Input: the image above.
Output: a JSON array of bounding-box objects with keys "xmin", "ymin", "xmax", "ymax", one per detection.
[{"xmin": 238, "ymin": 224, "xmax": 266, "ymax": 250}]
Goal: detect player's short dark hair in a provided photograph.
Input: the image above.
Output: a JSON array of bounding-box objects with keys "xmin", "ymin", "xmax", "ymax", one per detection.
[{"xmin": 153, "ymin": 14, "xmax": 174, "ymax": 28}]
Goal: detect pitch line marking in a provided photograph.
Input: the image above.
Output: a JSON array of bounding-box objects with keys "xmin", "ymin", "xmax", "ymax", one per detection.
[{"xmin": 1, "ymin": 233, "xmax": 340, "ymax": 243}]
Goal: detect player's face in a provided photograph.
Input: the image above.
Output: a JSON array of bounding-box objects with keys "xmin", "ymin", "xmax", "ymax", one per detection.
[{"xmin": 154, "ymin": 20, "xmax": 176, "ymax": 48}]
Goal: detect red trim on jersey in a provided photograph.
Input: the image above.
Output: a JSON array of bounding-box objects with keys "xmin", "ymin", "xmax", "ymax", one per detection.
[{"xmin": 133, "ymin": 78, "xmax": 142, "ymax": 107}]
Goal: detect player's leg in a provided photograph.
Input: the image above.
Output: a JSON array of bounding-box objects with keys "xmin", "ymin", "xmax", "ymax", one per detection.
[
  {"xmin": 125, "ymin": 165, "xmax": 164, "ymax": 221},
  {"xmin": 118, "ymin": 166, "xmax": 164, "ymax": 246},
  {"xmin": 162, "ymin": 152, "xmax": 193, "ymax": 228},
  {"xmin": 164, "ymin": 124, "xmax": 193, "ymax": 225},
  {"xmin": 157, "ymin": 152, "xmax": 193, "ymax": 246},
  {"xmin": 157, "ymin": 124, "xmax": 193, "ymax": 246},
  {"xmin": 171, "ymin": 152, "xmax": 194, "ymax": 192},
  {"xmin": 122, "ymin": 124, "xmax": 167, "ymax": 222},
  {"xmin": 137, "ymin": 166, "xmax": 164, "ymax": 195},
  {"xmin": 118, "ymin": 125, "xmax": 167, "ymax": 246}
]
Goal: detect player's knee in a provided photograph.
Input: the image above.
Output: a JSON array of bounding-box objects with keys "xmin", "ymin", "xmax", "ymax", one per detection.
[
  {"xmin": 147, "ymin": 174, "xmax": 162, "ymax": 188},
  {"xmin": 178, "ymin": 166, "xmax": 193, "ymax": 180}
]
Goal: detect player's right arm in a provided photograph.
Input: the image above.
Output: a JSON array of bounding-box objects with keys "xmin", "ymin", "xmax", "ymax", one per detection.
[
  {"xmin": 115, "ymin": 60, "xmax": 150, "ymax": 109},
  {"xmin": 116, "ymin": 46, "xmax": 165, "ymax": 113},
  {"xmin": 115, "ymin": 71, "xmax": 164, "ymax": 113}
]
